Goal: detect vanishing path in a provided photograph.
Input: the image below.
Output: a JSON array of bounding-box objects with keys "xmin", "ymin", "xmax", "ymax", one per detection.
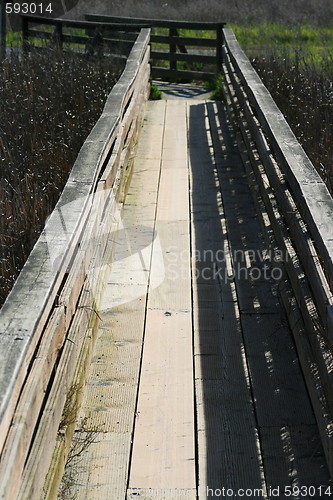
[{"xmin": 62, "ymin": 91, "xmax": 331, "ymax": 499}]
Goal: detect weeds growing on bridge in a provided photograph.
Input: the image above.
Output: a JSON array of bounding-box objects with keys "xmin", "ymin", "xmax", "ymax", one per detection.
[{"xmin": 0, "ymin": 50, "xmax": 123, "ymax": 306}]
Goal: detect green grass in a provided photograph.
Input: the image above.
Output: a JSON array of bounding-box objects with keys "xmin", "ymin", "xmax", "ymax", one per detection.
[
  {"xmin": 230, "ymin": 23, "xmax": 333, "ymax": 54},
  {"xmin": 149, "ymin": 83, "xmax": 162, "ymax": 100},
  {"xmin": 5, "ymin": 30, "xmax": 22, "ymax": 48},
  {"xmin": 205, "ymin": 74, "xmax": 225, "ymax": 100}
]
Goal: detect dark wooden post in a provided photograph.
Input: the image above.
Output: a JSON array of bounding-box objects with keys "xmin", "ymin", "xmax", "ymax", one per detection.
[
  {"xmin": 169, "ymin": 27, "xmax": 177, "ymax": 72},
  {"xmin": 0, "ymin": 0, "xmax": 6, "ymax": 60},
  {"xmin": 55, "ymin": 21, "xmax": 63, "ymax": 50},
  {"xmin": 216, "ymin": 23, "xmax": 224, "ymax": 74},
  {"xmin": 22, "ymin": 16, "xmax": 29, "ymax": 55}
]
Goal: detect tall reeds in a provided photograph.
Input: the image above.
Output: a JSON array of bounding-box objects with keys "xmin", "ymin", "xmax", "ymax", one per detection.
[
  {"xmin": 251, "ymin": 49, "xmax": 333, "ymax": 194},
  {"xmin": 0, "ymin": 49, "xmax": 123, "ymax": 305}
]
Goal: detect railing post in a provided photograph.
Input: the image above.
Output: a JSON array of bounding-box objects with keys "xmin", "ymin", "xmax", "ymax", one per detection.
[
  {"xmin": 169, "ymin": 27, "xmax": 177, "ymax": 72},
  {"xmin": 22, "ymin": 16, "xmax": 29, "ymax": 55},
  {"xmin": 54, "ymin": 21, "xmax": 63, "ymax": 51},
  {"xmin": 216, "ymin": 23, "xmax": 224, "ymax": 74},
  {"xmin": 92, "ymin": 28, "xmax": 104, "ymax": 58},
  {"xmin": 0, "ymin": 0, "xmax": 6, "ymax": 61},
  {"xmin": 56, "ymin": 22, "xmax": 63, "ymax": 50}
]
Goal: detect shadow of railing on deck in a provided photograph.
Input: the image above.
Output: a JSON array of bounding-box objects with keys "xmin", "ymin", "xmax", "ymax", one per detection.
[{"xmin": 188, "ymin": 101, "xmax": 331, "ymax": 498}]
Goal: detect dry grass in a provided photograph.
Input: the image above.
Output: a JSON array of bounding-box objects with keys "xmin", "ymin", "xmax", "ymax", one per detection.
[
  {"xmin": 252, "ymin": 49, "xmax": 333, "ymax": 193},
  {"xmin": 0, "ymin": 49, "xmax": 123, "ymax": 306}
]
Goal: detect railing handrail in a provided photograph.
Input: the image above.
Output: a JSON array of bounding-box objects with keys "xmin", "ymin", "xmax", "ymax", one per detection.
[
  {"xmin": 223, "ymin": 28, "xmax": 333, "ymax": 293},
  {"xmin": 21, "ymin": 13, "xmax": 150, "ymax": 30},
  {"xmin": 85, "ymin": 13, "xmax": 226, "ymax": 30}
]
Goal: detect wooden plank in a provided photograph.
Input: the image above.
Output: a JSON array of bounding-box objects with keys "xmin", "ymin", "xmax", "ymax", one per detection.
[
  {"xmin": 148, "ymin": 220, "xmax": 191, "ymax": 311},
  {"xmin": 152, "ymin": 67, "xmax": 215, "ymax": 81},
  {"xmin": 155, "ymin": 169, "xmax": 189, "ymax": 221},
  {"xmin": 260, "ymin": 425, "xmax": 331, "ymax": 496},
  {"xmin": 150, "ymin": 34, "xmax": 217, "ymax": 47},
  {"xmin": 136, "ymin": 101, "xmax": 166, "ymax": 160},
  {"xmin": 189, "ymin": 103, "xmax": 265, "ymax": 493},
  {"xmin": 151, "ymin": 50, "xmax": 216, "ymax": 64},
  {"xmin": 85, "ymin": 14, "xmax": 224, "ymax": 30},
  {"xmin": 196, "ymin": 381, "xmax": 265, "ymax": 497},
  {"xmin": 162, "ymin": 100, "xmax": 188, "ymax": 162},
  {"xmin": 127, "ymin": 488, "xmax": 197, "ymax": 499},
  {"xmin": 65, "ymin": 432, "xmax": 132, "ymax": 500},
  {"xmin": 129, "ymin": 96, "xmax": 195, "ymax": 491},
  {"xmin": 192, "ymin": 99, "xmax": 332, "ymax": 491},
  {"xmin": 23, "ymin": 14, "xmax": 150, "ymax": 30},
  {"xmin": 0, "ymin": 307, "xmax": 66, "ymax": 500},
  {"xmin": 17, "ymin": 305, "xmax": 93, "ymax": 500},
  {"xmin": 128, "ymin": 310, "xmax": 196, "ymax": 490}
]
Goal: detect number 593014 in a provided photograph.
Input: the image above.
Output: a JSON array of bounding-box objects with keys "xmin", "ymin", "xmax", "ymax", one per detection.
[{"xmin": 6, "ymin": 3, "xmax": 53, "ymax": 15}]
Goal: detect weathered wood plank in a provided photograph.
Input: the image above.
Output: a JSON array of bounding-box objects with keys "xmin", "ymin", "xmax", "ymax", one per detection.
[
  {"xmin": 0, "ymin": 307, "xmax": 66, "ymax": 500},
  {"xmin": 189, "ymin": 101, "xmax": 266, "ymax": 494},
  {"xmin": 127, "ymin": 488, "xmax": 197, "ymax": 499},
  {"xmin": 17, "ymin": 306, "xmax": 93, "ymax": 500},
  {"xmin": 85, "ymin": 14, "xmax": 224, "ymax": 30},
  {"xmin": 129, "ymin": 309, "xmax": 196, "ymax": 490},
  {"xmin": 68, "ymin": 432, "xmax": 132, "ymax": 500},
  {"xmin": 129, "ymin": 99, "xmax": 195, "ymax": 492}
]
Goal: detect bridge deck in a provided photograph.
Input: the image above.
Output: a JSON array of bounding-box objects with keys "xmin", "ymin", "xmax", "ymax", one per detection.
[{"xmin": 64, "ymin": 96, "xmax": 331, "ymax": 498}]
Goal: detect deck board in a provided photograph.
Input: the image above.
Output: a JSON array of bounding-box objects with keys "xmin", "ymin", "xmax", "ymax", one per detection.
[{"xmin": 129, "ymin": 100, "xmax": 196, "ymax": 491}]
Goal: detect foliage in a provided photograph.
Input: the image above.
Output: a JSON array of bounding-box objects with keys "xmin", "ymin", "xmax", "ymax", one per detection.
[
  {"xmin": 150, "ymin": 83, "xmax": 162, "ymax": 100},
  {"xmin": 205, "ymin": 74, "xmax": 225, "ymax": 100},
  {"xmin": 0, "ymin": 50, "xmax": 123, "ymax": 306},
  {"xmin": 231, "ymin": 23, "xmax": 333, "ymax": 61}
]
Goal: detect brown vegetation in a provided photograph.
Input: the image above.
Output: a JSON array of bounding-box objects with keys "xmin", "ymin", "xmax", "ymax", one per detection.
[
  {"xmin": 252, "ymin": 51, "xmax": 333, "ymax": 193},
  {"xmin": 0, "ymin": 50, "xmax": 123, "ymax": 306}
]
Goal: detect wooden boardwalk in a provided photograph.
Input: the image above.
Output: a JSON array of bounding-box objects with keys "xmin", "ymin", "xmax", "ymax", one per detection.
[{"xmin": 62, "ymin": 95, "xmax": 332, "ymax": 499}]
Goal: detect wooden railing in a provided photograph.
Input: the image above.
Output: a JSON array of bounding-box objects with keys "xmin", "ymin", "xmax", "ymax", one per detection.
[
  {"xmin": 222, "ymin": 28, "xmax": 333, "ymax": 476},
  {"xmin": 22, "ymin": 13, "xmax": 225, "ymax": 81},
  {"xmin": 85, "ymin": 14, "xmax": 225, "ymax": 81},
  {"xmin": 22, "ymin": 14, "xmax": 150, "ymax": 57},
  {"xmin": 0, "ymin": 27, "xmax": 150, "ymax": 500}
]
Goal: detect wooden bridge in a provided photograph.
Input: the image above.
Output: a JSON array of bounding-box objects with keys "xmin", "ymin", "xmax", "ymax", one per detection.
[{"xmin": 0, "ymin": 20, "xmax": 333, "ymax": 500}]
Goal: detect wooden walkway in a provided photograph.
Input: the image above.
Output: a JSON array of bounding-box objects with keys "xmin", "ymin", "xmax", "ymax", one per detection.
[{"xmin": 62, "ymin": 95, "xmax": 332, "ymax": 499}]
